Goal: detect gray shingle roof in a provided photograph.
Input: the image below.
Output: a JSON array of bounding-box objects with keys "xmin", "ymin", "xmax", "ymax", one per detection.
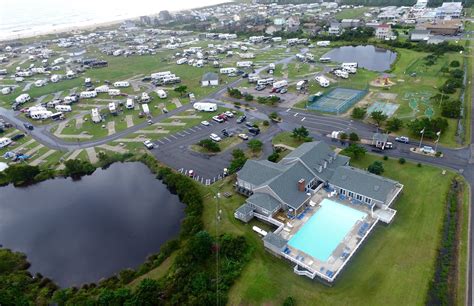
[
  {"xmin": 236, "ymin": 203, "xmax": 254, "ymax": 215},
  {"xmin": 202, "ymin": 72, "xmax": 218, "ymax": 82},
  {"xmin": 330, "ymin": 166, "xmax": 400, "ymax": 203},
  {"xmin": 238, "ymin": 159, "xmax": 285, "ymax": 187},
  {"xmin": 247, "ymin": 193, "xmax": 281, "ymax": 212},
  {"xmin": 263, "ymin": 232, "xmax": 288, "ymax": 250}
]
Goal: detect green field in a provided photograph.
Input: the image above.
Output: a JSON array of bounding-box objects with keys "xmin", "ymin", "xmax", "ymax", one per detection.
[
  {"xmin": 200, "ymin": 154, "xmax": 465, "ymax": 306},
  {"xmin": 334, "ymin": 7, "xmax": 371, "ymax": 20}
]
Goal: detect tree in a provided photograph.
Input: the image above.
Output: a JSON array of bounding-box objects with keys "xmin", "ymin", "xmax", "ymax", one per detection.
[
  {"xmin": 188, "ymin": 231, "xmax": 213, "ymax": 263},
  {"xmin": 349, "ymin": 132, "xmax": 359, "ymax": 142},
  {"xmin": 174, "ymin": 85, "xmax": 188, "ymax": 97},
  {"xmin": 441, "ymin": 100, "xmax": 462, "ymax": 118},
  {"xmin": 351, "ymin": 107, "xmax": 367, "ymax": 119},
  {"xmin": 342, "ymin": 144, "xmax": 366, "ymax": 160},
  {"xmin": 197, "ymin": 139, "xmax": 221, "ymax": 152},
  {"xmin": 450, "ymin": 60, "xmax": 460, "ymax": 67},
  {"xmin": 370, "ymin": 111, "xmax": 388, "ymax": 126},
  {"xmin": 407, "ymin": 117, "xmax": 448, "ymax": 139},
  {"xmin": 4, "ymin": 164, "xmax": 40, "ymax": 185},
  {"xmin": 63, "ymin": 159, "xmax": 95, "ymax": 178},
  {"xmin": 339, "ymin": 132, "xmax": 348, "ymax": 141},
  {"xmin": 130, "ymin": 278, "xmax": 161, "ymax": 305},
  {"xmin": 386, "ymin": 117, "xmax": 403, "ymax": 132},
  {"xmin": 244, "ymin": 93, "xmax": 254, "ymax": 101},
  {"xmin": 440, "ymin": 66, "xmax": 450, "ymax": 75},
  {"xmin": 247, "ymin": 139, "xmax": 263, "ymax": 152},
  {"xmin": 292, "ymin": 126, "xmax": 310, "ymax": 141},
  {"xmin": 283, "ymin": 296, "xmax": 296, "ymax": 306},
  {"xmin": 229, "ymin": 149, "xmax": 247, "ymax": 173},
  {"xmin": 268, "ymin": 151, "xmax": 280, "ymax": 162},
  {"xmin": 368, "ymin": 161, "xmax": 384, "ymax": 175}
]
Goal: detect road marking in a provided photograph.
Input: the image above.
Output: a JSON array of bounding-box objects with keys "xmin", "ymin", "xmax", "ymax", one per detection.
[
  {"xmin": 286, "ymin": 108, "xmax": 291, "ymax": 112},
  {"xmin": 189, "ymin": 127, "xmax": 196, "ymax": 132},
  {"xmin": 195, "ymin": 126, "xmax": 202, "ymax": 130},
  {"xmin": 184, "ymin": 170, "xmax": 188, "ymax": 175},
  {"xmin": 301, "ymin": 117, "xmax": 305, "ymax": 122},
  {"xmin": 177, "ymin": 132, "xmax": 185, "ymax": 137},
  {"xmin": 294, "ymin": 112, "xmax": 298, "ymax": 117},
  {"xmin": 164, "ymin": 137, "xmax": 171, "ymax": 142},
  {"xmin": 170, "ymin": 134, "xmax": 178, "ymax": 139},
  {"xmin": 183, "ymin": 130, "xmax": 191, "ymax": 135},
  {"xmin": 157, "ymin": 140, "xmax": 164, "ymax": 144}
]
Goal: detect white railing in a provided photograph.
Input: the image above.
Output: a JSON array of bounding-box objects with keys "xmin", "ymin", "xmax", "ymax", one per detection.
[{"xmin": 254, "ymin": 212, "xmax": 284, "ymax": 233}]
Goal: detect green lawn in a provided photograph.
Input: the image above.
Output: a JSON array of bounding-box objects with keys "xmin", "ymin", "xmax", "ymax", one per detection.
[
  {"xmin": 334, "ymin": 7, "xmax": 371, "ymax": 20},
  {"xmin": 201, "ymin": 154, "xmax": 466, "ymax": 306},
  {"xmin": 272, "ymin": 131, "xmax": 306, "ymax": 148}
]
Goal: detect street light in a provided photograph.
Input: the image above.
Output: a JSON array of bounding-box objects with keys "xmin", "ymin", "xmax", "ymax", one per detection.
[
  {"xmin": 434, "ymin": 130, "xmax": 441, "ymax": 153},
  {"xmin": 418, "ymin": 128, "xmax": 425, "ymax": 150}
]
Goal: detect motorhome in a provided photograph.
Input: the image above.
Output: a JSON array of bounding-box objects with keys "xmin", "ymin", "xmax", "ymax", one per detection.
[
  {"xmin": 142, "ymin": 103, "xmax": 150, "ymax": 115},
  {"xmin": 342, "ymin": 62, "xmax": 358, "ymax": 69},
  {"xmin": 108, "ymin": 89, "xmax": 121, "ymax": 96},
  {"xmin": 141, "ymin": 92, "xmax": 150, "ymax": 103},
  {"xmin": 113, "ymin": 81, "xmax": 130, "ymax": 88},
  {"xmin": 95, "ymin": 85, "xmax": 109, "ymax": 93},
  {"xmin": 126, "ymin": 98, "xmax": 135, "ymax": 109},
  {"xmin": 236, "ymin": 61, "xmax": 253, "ymax": 68},
  {"xmin": 272, "ymin": 80, "xmax": 288, "ymax": 89},
  {"xmin": 220, "ymin": 67, "xmax": 237, "ymax": 74},
  {"xmin": 0, "ymin": 137, "xmax": 12, "ymax": 149},
  {"xmin": 50, "ymin": 74, "xmax": 60, "ymax": 83},
  {"xmin": 151, "ymin": 71, "xmax": 172, "ymax": 79},
  {"xmin": 296, "ymin": 80, "xmax": 308, "ymax": 91},
  {"xmin": 35, "ymin": 79, "xmax": 46, "ymax": 87},
  {"xmin": 156, "ymin": 89, "xmax": 167, "ymax": 99},
  {"xmin": 108, "ymin": 102, "xmax": 117, "ymax": 114},
  {"xmin": 176, "ymin": 58, "xmax": 188, "ymax": 65},
  {"xmin": 50, "ymin": 112, "xmax": 64, "ymax": 121},
  {"xmin": 30, "ymin": 110, "xmax": 53, "ymax": 120},
  {"xmin": 15, "ymin": 93, "xmax": 31, "ymax": 104},
  {"xmin": 162, "ymin": 76, "xmax": 181, "ymax": 85},
  {"xmin": 80, "ymin": 91, "xmax": 97, "ymax": 99},
  {"xmin": 55, "ymin": 105, "xmax": 72, "ymax": 112},
  {"xmin": 91, "ymin": 108, "xmax": 102, "ymax": 123},
  {"xmin": 85, "ymin": 78, "xmax": 92, "ymax": 86},
  {"xmin": 315, "ymin": 75, "xmax": 330, "ymax": 87},
  {"xmin": 316, "ymin": 41, "xmax": 331, "ymax": 47},
  {"xmin": 193, "ymin": 102, "xmax": 217, "ymax": 112},
  {"xmin": 334, "ymin": 70, "xmax": 349, "ymax": 79}
]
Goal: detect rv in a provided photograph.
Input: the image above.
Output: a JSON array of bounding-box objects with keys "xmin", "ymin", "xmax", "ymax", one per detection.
[
  {"xmin": 30, "ymin": 110, "xmax": 53, "ymax": 120},
  {"xmin": 156, "ymin": 89, "xmax": 167, "ymax": 99},
  {"xmin": 257, "ymin": 78, "xmax": 274, "ymax": 86},
  {"xmin": 248, "ymin": 75, "xmax": 259, "ymax": 83},
  {"xmin": 63, "ymin": 95, "xmax": 78, "ymax": 104},
  {"xmin": 35, "ymin": 79, "xmax": 46, "ymax": 87},
  {"xmin": 296, "ymin": 80, "xmax": 308, "ymax": 91},
  {"xmin": 50, "ymin": 112, "xmax": 64, "ymax": 121},
  {"xmin": 269, "ymin": 63, "xmax": 275, "ymax": 70},
  {"xmin": 176, "ymin": 58, "xmax": 188, "ymax": 65},
  {"xmin": 334, "ymin": 70, "xmax": 349, "ymax": 79},
  {"xmin": 91, "ymin": 108, "xmax": 102, "ymax": 123},
  {"xmin": 236, "ymin": 61, "xmax": 253, "ymax": 68},
  {"xmin": 341, "ymin": 62, "xmax": 358, "ymax": 69},
  {"xmin": 142, "ymin": 103, "xmax": 150, "ymax": 115},
  {"xmin": 315, "ymin": 75, "xmax": 330, "ymax": 87},
  {"xmin": 272, "ymin": 80, "xmax": 288, "ymax": 89},
  {"xmin": 108, "ymin": 89, "xmax": 121, "ymax": 96},
  {"xmin": 55, "ymin": 105, "xmax": 72, "ymax": 112},
  {"xmin": 15, "ymin": 93, "xmax": 31, "ymax": 104},
  {"xmin": 151, "ymin": 71, "xmax": 171, "ymax": 79},
  {"xmin": 162, "ymin": 76, "xmax": 181, "ymax": 85},
  {"xmin": 272, "ymin": 37, "xmax": 282, "ymax": 42},
  {"xmin": 1, "ymin": 87, "xmax": 11, "ymax": 95},
  {"xmin": 287, "ymin": 38, "xmax": 299, "ymax": 46},
  {"xmin": 66, "ymin": 70, "xmax": 75, "ymax": 79},
  {"xmin": 0, "ymin": 137, "xmax": 12, "ymax": 149},
  {"xmin": 85, "ymin": 78, "xmax": 92, "ymax": 87},
  {"xmin": 194, "ymin": 60, "xmax": 203, "ymax": 68},
  {"xmin": 319, "ymin": 57, "xmax": 331, "ymax": 63},
  {"xmin": 342, "ymin": 66, "xmax": 357, "ymax": 74},
  {"xmin": 296, "ymin": 54, "xmax": 305, "ymax": 61},
  {"xmin": 108, "ymin": 102, "xmax": 117, "ymax": 114},
  {"xmin": 141, "ymin": 92, "xmax": 150, "ymax": 103},
  {"xmin": 46, "ymin": 99, "xmax": 62, "ymax": 108},
  {"xmin": 113, "ymin": 81, "xmax": 130, "ymax": 88},
  {"xmin": 316, "ymin": 41, "xmax": 331, "ymax": 47},
  {"xmin": 220, "ymin": 67, "xmax": 237, "ymax": 75},
  {"xmin": 126, "ymin": 98, "xmax": 135, "ymax": 109},
  {"xmin": 80, "ymin": 91, "xmax": 97, "ymax": 99},
  {"xmin": 193, "ymin": 102, "xmax": 217, "ymax": 112},
  {"xmin": 50, "ymin": 74, "xmax": 60, "ymax": 83},
  {"xmin": 306, "ymin": 54, "xmax": 315, "ymax": 62},
  {"xmin": 53, "ymin": 57, "xmax": 65, "ymax": 65},
  {"xmin": 95, "ymin": 85, "xmax": 109, "ymax": 93}
]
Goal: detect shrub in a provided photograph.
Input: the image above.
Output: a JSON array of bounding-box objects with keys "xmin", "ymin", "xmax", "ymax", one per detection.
[
  {"xmin": 383, "ymin": 155, "xmax": 388, "ymax": 160},
  {"xmin": 351, "ymin": 107, "xmax": 366, "ymax": 119},
  {"xmin": 268, "ymin": 151, "xmax": 280, "ymax": 162},
  {"xmin": 349, "ymin": 132, "xmax": 359, "ymax": 142},
  {"xmin": 63, "ymin": 159, "xmax": 95, "ymax": 178},
  {"xmin": 283, "ymin": 296, "xmax": 296, "ymax": 306},
  {"xmin": 398, "ymin": 157, "xmax": 406, "ymax": 164},
  {"xmin": 368, "ymin": 161, "xmax": 384, "ymax": 175},
  {"xmin": 197, "ymin": 139, "xmax": 220, "ymax": 152},
  {"xmin": 417, "ymin": 163, "xmax": 422, "ymax": 167},
  {"xmin": 450, "ymin": 60, "xmax": 460, "ymax": 67},
  {"xmin": 263, "ymin": 120, "xmax": 270, "ymax": 126},
  {"xmin": 247, "ymin": 139, "xmax": 263, "ymax": 152}
]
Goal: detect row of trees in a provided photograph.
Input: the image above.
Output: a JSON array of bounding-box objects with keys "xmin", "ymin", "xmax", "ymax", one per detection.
[{"xmin": 352, "ymin": 108, "xmax": 404, "ymax": 132}]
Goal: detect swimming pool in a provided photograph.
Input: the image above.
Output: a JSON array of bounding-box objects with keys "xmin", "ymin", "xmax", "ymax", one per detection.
[{"xmin": 288, "ymin": 199, "xmax": 367, "ymax": 262}]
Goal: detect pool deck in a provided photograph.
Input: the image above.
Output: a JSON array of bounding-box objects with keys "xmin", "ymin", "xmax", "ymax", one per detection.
[{"xmin": 271, "ymin": 189, "xmax": 379, "ymax": 283}]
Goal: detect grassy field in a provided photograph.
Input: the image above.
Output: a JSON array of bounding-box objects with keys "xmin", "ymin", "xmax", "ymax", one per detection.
[
  {"xmin": 272, "ymin": 131, "xmax": 306, "ymax": 148},
  {"xmin": 200, "ymin": 154, "xmax": 466, "ymax": 306},
  {"xmin": 334, "ymin": 7, "xmax": 371, "ymax": 20}
]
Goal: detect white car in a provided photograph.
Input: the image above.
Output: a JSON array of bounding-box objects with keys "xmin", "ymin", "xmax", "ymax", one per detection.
[
  {"xmin": 212, "ymin": 116, "xmax": 224, "ymax": 123},
  {"xmin": 201, "ymin": 120, "xmax": 210, "ymax": 126},
  {"xmin": 421, "ymin": 146, "xmax": 435, "ymax": 154},
  {"xmin": 143, "ymin": 140, "xmax": 154, "ymax": 149},
  {"xmin": 395, "ymin": 136, "xmax": 410, "ymax": 144},
  {"xmin": 210, "ymin": 133, "xmax": 222, "ymax": 142},
  {"xmin": 224, "ymin": 111, "xmax": 234, "ymax": 118},
  {"xmin": 238, "ymin": 133, "xmax": 249, "ymax": 140}
]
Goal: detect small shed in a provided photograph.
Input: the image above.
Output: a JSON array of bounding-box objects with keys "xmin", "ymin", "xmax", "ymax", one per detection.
[
  {"xmin": 201, "ymin": 72, "xmax": 219, "ymax": 87},
  {"xmin": 372, "ymin": 133, "xmax": 389, "ymax": 149}
]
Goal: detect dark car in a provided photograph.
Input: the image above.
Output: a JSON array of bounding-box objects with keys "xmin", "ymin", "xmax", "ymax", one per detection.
[
  {"xmin": 248, "ymin": 127, "xmax": 260, "ymax": 135},
  {"xmin": 222, "ymin": 129, "xmax": 234, "ymax": 137},
  {"xmin": 142, "ymin": 76, "xmax": 152, "ymax": 82},
  {"xmin": 236, "ymin": 115, "xmax": 247, "ymax": 123},
  {"xmin": 23, "ymin": 123, "xmax": 34, "ymax": 130},
  {"xmin": 245, "ymin": 121, "xmax": 255, "ymax": 128},
  {"xmin": 371, "ymin": 147, "xmax": 383, "ymax": 153},
  {"xmin": 11, "ymin": 133, "xmax": 25, "ymax": 141}
]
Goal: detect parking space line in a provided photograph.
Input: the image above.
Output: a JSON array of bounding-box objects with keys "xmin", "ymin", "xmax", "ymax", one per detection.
[
  {"xmin": 286, "ymin": 108, "xmax": 291, "ymax": 112},
  {"xmin": 195, "ymin": 126, "xmax": 202, "ymax": 130},
  {"xmin": 183, "ymin": 130, "xmax": 191, "ymax": 134},
  {"xmin": 170, "ymin": 134, "xmax": 178, "ymax": 139},
  {"xmin": 294, "ymin": 113, "xmax": 298, "ymax": 117},
  {"xmin": 301, "ymin": 117, "xmax": 305, "ymax": 122},
  {"xmin": 157, "ymin": 140, "xmax": 164, "ymax": 144},
  {"xmin": 177, "ymin": 132, "xmax": 185, "ymax": 137},
  {"xmin": 189, "ymin": 127, "xmax": 196, "ymax": 132},
  {"xmin": 164, "ymin": 137, "xmax": 171, "ymax": 142}
]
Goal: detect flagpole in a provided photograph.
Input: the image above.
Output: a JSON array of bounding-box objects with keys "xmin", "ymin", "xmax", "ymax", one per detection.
[{"xmin": 419, "ymin": 129, "xmax": 424, "ymax": 149}]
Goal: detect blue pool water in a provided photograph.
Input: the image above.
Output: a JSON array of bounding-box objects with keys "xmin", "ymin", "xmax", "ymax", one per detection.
[{"xmin": 288, "ymin": 199, "xmax": 367, "ymax": 262}]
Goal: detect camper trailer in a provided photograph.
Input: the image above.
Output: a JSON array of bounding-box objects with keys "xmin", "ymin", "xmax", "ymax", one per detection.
[
  {"xmin": 15, "ymin": 93, "xmax": 31, "ymax": 104},
  {"xmin": 91, "ymin": 108, "xmax": 102, "ymax": 123},
  {"xmin": 142, "ymin": 103, "xmax": 150, "ymax": 115},
  {"xmin": 296, "ymin": 54, "xmax": 305, "ymax": 61},
  {"xmin": 95, "ymin": 85, "xmax": 109, "ymax": 93},
  {"xmin": 319, "ymin": 57, "xmax": 331, "ymax": 63},
  {"xmin": 80, "ymin": 91, "xmax": 97, "ymax": 99},
  {"xmin": 50, "ymin": 74, "xmax": 60, "ymax": 83},
  {"xmin": 0, "ymin": 137, "xmax": 12, "ymax": 149},
  {"xmin": 272, "ymin": 80, "xmax": 288, "ymax": 89},
  {"xmin": 342, "ymin": 62, "xmax": 358, "ymax": 69},
  {"xmin": 316, "ymin": 41, "xmax": 331, "ymax": 47},
  {"xmin": 315, "ymin": 75, "xmax": 330, "ymax": 87},
  {"xmin": 30, "ymin": 110, "xmax": 53, "ymax": 120},
  {"xmin": 1, "ymin": 87, "xmax": 11, "ymax": 95},
  {"xmin": 296, "ymin": 80, "xmax": 308, "ymax": 91},
  {"xmin": 151, "ymin": 71, "xmax": 171, "ymax": 79},
  {"xmin": 47, "ymin": 99, "xmax": 62, "ymax": 108},
  {"xmin": 334, "ymin": 70, "xmax": 349, "ymax": 79},
  {"xmin": 176, "ymin": 58, "xmax": 188, "ymax": 65},
  {"xmin": 113, "ymin": 81, "xmax": 130, "ymax": 88},
  {"xmin": 55, "ymin": 105, "xmax": 72, "ymax": 112},
  {"xmin": 141, "ymin": 92, "xmax": 150, "ymax": 103},
  {"xmin": 248, "ymin": 75, "xmax": 259, "ymax": 83},
  {"xmin": 108, "ymin": 102, "xmax": 117, "ymax": 114},
  {"xmin": 35, "ymin": 79, "xmax": 46, "ymax": 87},
  {"xmin": 50, "ymin": 112, "xmax": 64, "ymax": 121},
  {"xmin": 193, "ymin": 102, "xmax": 217, "ymax": 112},
  {"xmin": 342, "ymin": 66, "xmax": 357, "ymax": 74},
  {"xmin": 237, "ymin": 61, "xmax": 252, "ymax": 68},
  {"xmin": 219, "ymin": 67, "xmax": 237, "ymax": 75},
  {"xmin": 156, "ymin": 89, "xmax": 167, "ymax": 99},
  {"xmin": 257, "ymin": 78, "xmax": 274, "ymax": 86},
  {"xmin": 108, "ymin": 89, "xmax": 121, "ymax": 96},
  {"xmin": 126, "ymin": 98, "xmax": 135, "ymax": 109},
  {"xmin": 306, "ymin": 54, "xmax": 315, "ymax": 62},
  {"xmin": 63, "ymin": 95, "xmax": 78, "ymax": 104}
]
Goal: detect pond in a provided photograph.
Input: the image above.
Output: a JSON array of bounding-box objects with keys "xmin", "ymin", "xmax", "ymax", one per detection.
[
  {"xmin": 322, "ymin": 45, "xmax": 397, "ymax": 72},
  {"xmin": 0, "ymin": 162, "xmax": 185, "ymax": 287}
]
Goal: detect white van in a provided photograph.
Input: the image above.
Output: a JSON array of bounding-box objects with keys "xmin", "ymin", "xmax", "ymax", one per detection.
[
  {"xmin": 156, "ymin": 89, "xmax": 167, "ymax": 99},
  {"xmin": 15, "ymin": 93, "xmax": 31, "ymax": 104},
  {"xmin": 55, "ymin": 105, "xmax": 72, "ymax": 112}
]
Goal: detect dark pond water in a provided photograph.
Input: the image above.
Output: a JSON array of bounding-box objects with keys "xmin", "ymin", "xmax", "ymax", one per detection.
[
  {"xmin": 323, "ymin": 45, "xmax": 397, "ymax": 72},
  {"xmin": 0, "ymin": 162, "xmax": 185, "ymax": 287}
]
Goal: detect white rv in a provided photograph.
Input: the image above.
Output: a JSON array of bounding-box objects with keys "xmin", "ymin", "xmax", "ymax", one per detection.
[
  {"xmin": 141, "ymin": 103, "xmax": 150, "ymax": 115},
  {"xmin": 63, "ymin": 95, "xmax": 78, "ymax": 104},
  {"xmin": 113, "ymin": 81, "xmax": 130, "ymax": 88},
  {"xmin": 126, "ymin": 98, "xmax": 135, "ymax": 109},
  {"xmin": 30, "ymin": 110, "xmax": 53, "ymax": 120},
  {"xmin": 53, "ymin": 57, "xmax": 65, "ymax": 65},
  {"xmin": 141, "ymin": 92, "xmax": 150, "ymax": 103},
  {"xmin": 296, "ymin": 80, "xmax": 308, "ymax": 91},
  {"xmin": 108, "ymin": 102, "xmax": 117, "ymax": 114},
  {"xmin": 156, "ymin": 89, "xmax": 167, "ymax": 99},
  {"xmin": 334, "ymin": 70, "xmax": 349, "ymax": 79},
  {"xmin": 257, "ymin": 78, "xmax": 274, "ymax": 86},
  {"xmin": 220, "ymin": 67, "xmax": 237, "ymax": 75},
  {"xmin": 272, "ymin": 80, "xmax": 288, "ymax": 89},
  {"xmin": 248, "ymin": 75, "xmax": 259, "ymax": 83},
  {"xmin": 91, "ymin": 108, "xmax": 102, "ymax": 123},
  {"xmin": 306, "ymin": 54, "xmax": 315, "ymax": 62},
  {"xmin": 316, "ymin": 41, "xmax": 331, "ymax": 47},
  {"xmin": 1, "ymin": 87, "xmax": 11, "ymax": 95},
  {"xmin": 95, "ymin": 85, "xmax": 109, "ymax": 93},
  {"xmin": 55, "ymin": 105, "xmax": 72, "ymax": 112},
  {"xmin": 343, "ymin": 66, "xmax": 357, "ymax": 74},
  {"xmin": 15, "ymin": 93, "xmax": 31, "ymax": 104},
  {"xmin": 176, "ymin": 58, "xmax": 188, "ymax": 65},
  {"xmin": 80, "ymin": 91, "xmax": 97, "ymax": 99},
  {"xmin": 342, "ymin": 62, "xmax": 358, "ymax": 69},
  {"xmin": 47, "ymin": 99, "xmax": 62, "ymax": 108},
  {"xmin": 108, "ymin": 89, "xmax": 121, "ymax": 96},
  {"xmin": 193, "ymin": 102, "xmax": 217, "ymax": 112},
  {"xmin": 151, "ymin": 71, "xmax": 172, "ymax": 79},
  {"xmin": 236, "ymin": 61, "xmax": 253, "ymax": 68},
  {"xmin": 35, "ymin": 79, "xmax": 46, "ymax": 87},
  {"xmin": 315, "ymin": 76, "xmax": 330, "ymax": 87},
  {"xmin": 0, "ymin": 137, "xmax": 12, "ymax": 149},
  {"xmin": 296, "ymin": 54, "xmax": 305, "ymax": 61}
]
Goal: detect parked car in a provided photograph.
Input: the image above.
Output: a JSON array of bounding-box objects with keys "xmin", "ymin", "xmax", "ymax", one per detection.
[
  {"xmin": 23, "ymin": 123, "xmax": 33, "ymax": 130},
  {"xmin": 188, "ymin": 169, "xmax": 194, "ymax": 178},
  {"xmin": 238, "ymin": 133, "xmax": 249, "ymax": 140},
  {"xmin": 210, "ymin": 133, "xmax": 222, "ymax": 142},
  {"xmin": 245, "ymin": 121, "xmax": 255, "ymax": 128},
  {"xmin": 201, "ymin": 120, "xmax": 210, "ymax": 126},
  {"xmin": 385, "ymin": 142, "xmax": 393, "ymax": 149},
  {"xmin": 255, "ymin": 85, "xmax": 266, "ymax": 91},
  {"xmin": 224, "ymin": 111, "xmax": 234, "ymax": 118},
  {"xmin": 143, "ymin": 140, "xmax": 154, "ymax": 149},
  {"xmin": 280, "ymin": 87, "xmax": 288, "ymax": 94},
  {"xmin": 212, "ymin": 116, "xmax": 224, "ymax": 123},
  {"xmin": 222, "ymin": 129, "xmax": 234, "ymax": 137},
  {"xmin": 395, "ymin": 136, "xmax": 410, "ymax": 144},
  {"xmin": 237, "ymin": 115, "xmax": 247, "ymax": 123},
  {"xmin": 217, "ymin": 114, "xmax": 228, "ymax": 121},
  {"xmin": 10, "ymin": 134, "xmax": 25, "ymax": 141},
  {"xmin": 248, "ymin": 127, "xmax": 260, "ymax": 135},
  {"xmin": 421, "ymin": 145, "xmax": 435, "ymax": 154}
]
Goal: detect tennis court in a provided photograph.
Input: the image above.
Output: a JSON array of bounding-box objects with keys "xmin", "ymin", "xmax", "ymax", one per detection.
[
  {"xmin": 307, "ymin": 87, "xmax": 367, "ymax": 114},
  {"xmin": 367, "ymin": 101, "xmax": 399, "ymax": 117}
]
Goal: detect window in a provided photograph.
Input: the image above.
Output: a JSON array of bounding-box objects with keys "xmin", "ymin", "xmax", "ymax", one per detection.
[
  {"xmin": 341, "ymin": 189, "xmax": 346, "ymax": 195},
  {"xmin": 348, "ymin": 192, "xmax": 354, "ymax": 197},
  {"xmin": 356, "ymin": 194, "xmax": 362, "ymax": 201},
  {"xmin": 365, "ymin": 197, "xmax": 371, "ymax": 204}
]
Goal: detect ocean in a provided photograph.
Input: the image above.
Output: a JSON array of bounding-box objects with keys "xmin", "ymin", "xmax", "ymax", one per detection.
[{"xmin": 0, "ymin": 0, "xmax": 226, "ymax": 41}]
